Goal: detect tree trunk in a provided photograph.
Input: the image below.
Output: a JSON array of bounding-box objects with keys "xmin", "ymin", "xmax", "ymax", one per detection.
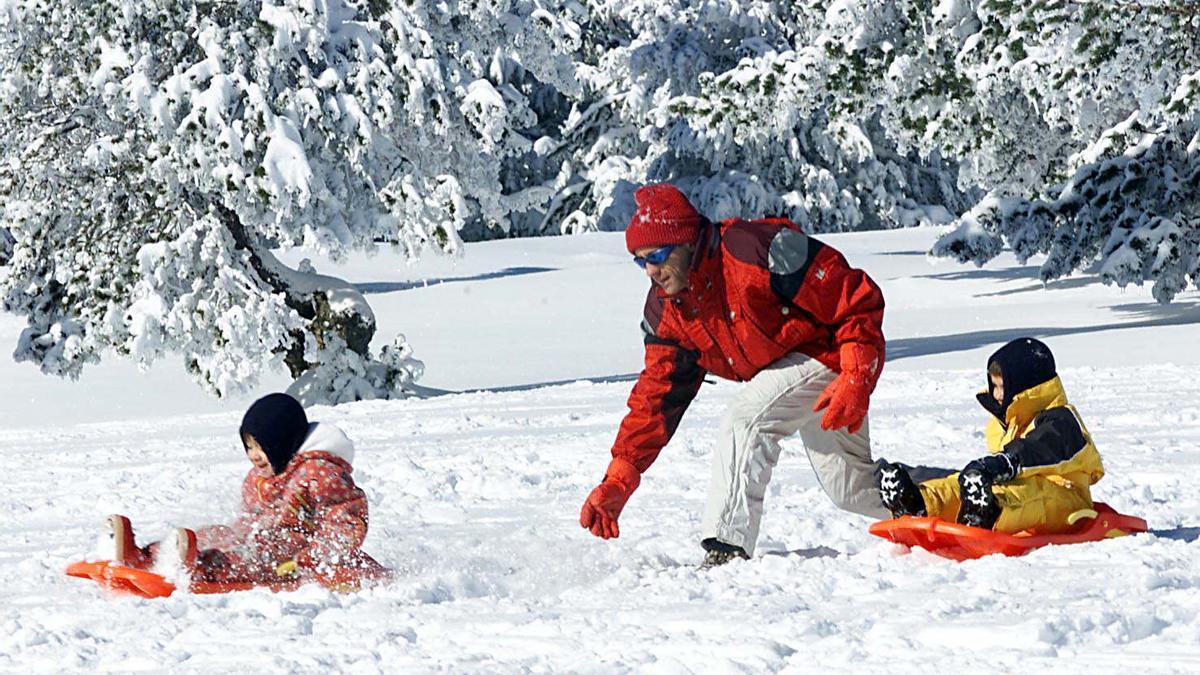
[{"xmin": 202, "ymin": 197, "xmax": 376, "ymax": 378}]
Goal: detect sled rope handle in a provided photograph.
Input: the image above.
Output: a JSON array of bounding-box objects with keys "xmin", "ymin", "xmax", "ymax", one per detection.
[
  {"xmin": 1066, "ymin": 508, "xmax": 1099, "ymax": 526},
  {"xmin": 1066, "ymin": 508, "xmax": 1132, "ymax": 538}
]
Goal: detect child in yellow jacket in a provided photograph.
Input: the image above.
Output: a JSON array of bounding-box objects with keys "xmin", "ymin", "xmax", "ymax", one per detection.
[{"xmin": 879, "ymin": 337, "xmax": 1105, "ymax": 533}]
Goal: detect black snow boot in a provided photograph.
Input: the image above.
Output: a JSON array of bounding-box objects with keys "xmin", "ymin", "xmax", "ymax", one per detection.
[
  {"xmin": 957, "ymin": 470, "xmax": 1001, "ymax": 529},
  {"xmin": 700, "ymin": 539, "xmax": 749, "ymax": 569},
  {"xmin": 878, "ymin": 462, "xmax": 927, "ymax": 518}
]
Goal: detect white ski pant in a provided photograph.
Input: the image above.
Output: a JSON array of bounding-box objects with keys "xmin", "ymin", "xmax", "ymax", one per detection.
[{"xmin": 700, "ymin": 352, "xmax": 889, "ymax": 555}]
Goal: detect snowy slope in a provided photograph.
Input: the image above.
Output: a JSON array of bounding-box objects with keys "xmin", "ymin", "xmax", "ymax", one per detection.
[{"xmin": 2, "ymin": 227, "xmax": 1199, "ymax": 673}]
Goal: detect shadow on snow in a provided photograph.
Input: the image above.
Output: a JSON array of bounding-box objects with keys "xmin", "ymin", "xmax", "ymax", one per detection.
[
  {"xmin": 760, "ymin": 545, "xmax": 841, "ymax": 560},
  {"xmin": 355, "ymin": 266, "xmax": 556, "ymax": 294},
  {"xmin": 1150, "ymin": 527, "xmax": 1200, "ymax": 543},
  {"xmin": 454, "ymin": 302, "xmax": 1200, "ymax": 396},
  {"xmin": 412, "ymin": 257, "xmax": 1199, "ymax": 396},
  {"xmin": 888, "ymin": 302, "xmax": 1200, "ymax": 361}
]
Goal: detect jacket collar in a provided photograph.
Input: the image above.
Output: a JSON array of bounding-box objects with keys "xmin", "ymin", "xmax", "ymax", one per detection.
[
  {"xmin": 693, "ymin": 219, "xmax": 720, "ymax": 265},
  {"xmin": 978, "ymin": 375, "xmax": 1068, "ymax": 429},
  {"xmin": 652, "ymin": 221, "xmax": 720, "ymax": 301},
  {"xmin": 257, "ymin": 450, "xmax": 354, "ymax": 486},
  {"xmin": 683, "ymin": 221, "xmax": 720, "ymax": 294},
  {"xmin": 287, "ymin": 450, "xmax": 353, "ymax": 473}
]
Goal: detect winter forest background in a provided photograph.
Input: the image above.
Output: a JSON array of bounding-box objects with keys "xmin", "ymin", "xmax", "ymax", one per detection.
[{"xmin": 1, "ymin": 0, "xmax": 1197, "ymax": 404}]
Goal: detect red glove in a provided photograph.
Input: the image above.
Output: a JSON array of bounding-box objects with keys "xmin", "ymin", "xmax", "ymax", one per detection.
[
  {"xmin": 813, "ymin": 342, "xmax": 880, "ymax": 434},
  {"xmin": 579, "ymin": 457, "xmax": 641, "ymax": 540}
]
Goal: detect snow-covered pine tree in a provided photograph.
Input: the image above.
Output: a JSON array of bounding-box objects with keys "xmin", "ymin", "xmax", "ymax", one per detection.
[
  {"xmin": 911, "ymin": 1, "xmax": 1200, "ymax": 301},
  {"xmin": 6, "ymin": 0, "xmax": 1190, "ymax": 407},
  {"xmin": 456, "ymin": 0, "xmax": 1197, "ymax": 308},
  {"xmin": 656, "ymin": 0, "xmax": 978, "ymax": 231},
  {"xmin": 0, "ymin": 226, "xmax": 12, "ymax": 266},
  {"xmin": 496, "ymin": 0, "xmax": 974, "ymax": 238},
  {"xmin": 0, "ymin": 0, "xmax": 580, "ymax": 402}
]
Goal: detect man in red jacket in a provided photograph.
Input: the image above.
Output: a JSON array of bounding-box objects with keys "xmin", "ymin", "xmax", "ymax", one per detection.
[{"xmin": 579, "ymin": 184, "xmax": 889, "ymax": 567}]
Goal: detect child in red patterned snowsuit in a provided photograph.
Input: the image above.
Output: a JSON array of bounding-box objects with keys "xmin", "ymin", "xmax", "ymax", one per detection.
[{"xmin": 108, "ymin": 393, "xmax": 383, "ymax": 584}]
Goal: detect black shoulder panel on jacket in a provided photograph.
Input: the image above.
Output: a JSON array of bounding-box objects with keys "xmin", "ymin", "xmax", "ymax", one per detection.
[
  {"xmin": 768, "ymin": 230, "xmax": 824, "ymax": 302},
  {"xmin": 660, "ymin": 344, "xmax": 704, "ymax": 438},
  {"xmin": 1003, "ymin": 406, "xmax": 1087, "ymax": 470},
  {"xmin": 721, "ymin": 220, "xmax": 825, "ymax": 302}
]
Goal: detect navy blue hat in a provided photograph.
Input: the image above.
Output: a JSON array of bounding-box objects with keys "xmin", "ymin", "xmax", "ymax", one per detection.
[
  {"xmin": 239, "ymin": 393, "xmax": 309, "ymax": 474},
  {"xmin": 978, "ymin": 337, "xmax": 1057, "ymax": 419}
]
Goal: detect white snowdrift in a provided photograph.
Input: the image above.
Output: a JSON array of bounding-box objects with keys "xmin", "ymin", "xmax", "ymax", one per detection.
[{"xmin": 1, "ymin": 227, "xmax": 1198, "ymax": 672}]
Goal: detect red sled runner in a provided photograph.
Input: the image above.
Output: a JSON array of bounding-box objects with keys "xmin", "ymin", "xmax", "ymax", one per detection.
[
  {"xmin": 869, "ymin": 502, "xmax": 1147, "ymax": 561},
  {"xmin": 66, "ymin": 556, "xmax": 391, "ymax": 599}
]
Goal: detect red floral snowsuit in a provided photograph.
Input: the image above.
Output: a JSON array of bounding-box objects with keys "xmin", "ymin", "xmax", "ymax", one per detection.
[{"xmin": 193, "ymin": 424, "xmax": 378, "ymax": 583}]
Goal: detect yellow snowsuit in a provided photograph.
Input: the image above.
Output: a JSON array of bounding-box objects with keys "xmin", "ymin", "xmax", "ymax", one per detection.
[{"xmin": 918, "ymin": 376, "xmax": 1105, "ymax": 534}]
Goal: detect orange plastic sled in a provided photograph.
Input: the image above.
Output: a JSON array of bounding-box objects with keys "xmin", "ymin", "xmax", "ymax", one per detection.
[
  {"xmin": 66, "ymin": 559, "xmax": 392, "ymax": 599},
  {"xmin": 869, "ymin": 502, "xmax": 1148, "ymax": 561}
]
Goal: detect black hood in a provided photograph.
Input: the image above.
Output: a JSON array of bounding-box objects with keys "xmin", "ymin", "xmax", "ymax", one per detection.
[
  {"xmin": 239, "ymin": 393, "xmax": 309, "ymax": 473},
  {"xmin": 977, "ymin": 337, "xmax": 1057, "ymax": 421}
]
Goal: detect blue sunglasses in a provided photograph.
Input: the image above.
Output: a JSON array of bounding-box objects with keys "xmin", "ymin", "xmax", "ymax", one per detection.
[{"xmin": 633, "ymin": 245, "xmax": 677, "ymax": 268}]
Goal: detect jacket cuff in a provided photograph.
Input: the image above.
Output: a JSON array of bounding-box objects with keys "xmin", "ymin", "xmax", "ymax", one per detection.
[
  {"xmin": 605, "ymin": 457, "xmax": 642, "ymax": 493},
  {"xmin": 840, "ymin": 342, "xmax": 881, "ymax": 386}
]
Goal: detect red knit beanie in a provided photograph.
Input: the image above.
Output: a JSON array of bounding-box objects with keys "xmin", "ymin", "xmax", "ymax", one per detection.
[{"xmin": 625, "ymin": 184, "xmax": 704, "ymax": 253}]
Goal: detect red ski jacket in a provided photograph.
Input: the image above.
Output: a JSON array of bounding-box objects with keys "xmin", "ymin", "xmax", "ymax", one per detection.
[
  {"xmin": 196, "ymin": 423, "xmax": 371, "ymax": 579},
  {"xmin": 611, "ymin": 218, "xmax": 886, "ymax": 474}
]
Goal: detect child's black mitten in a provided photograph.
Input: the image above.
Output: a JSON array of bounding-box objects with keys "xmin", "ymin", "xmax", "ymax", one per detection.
[{"xmin": 961, "ymin": 452, "xmax": 1020, "ymax": 484}]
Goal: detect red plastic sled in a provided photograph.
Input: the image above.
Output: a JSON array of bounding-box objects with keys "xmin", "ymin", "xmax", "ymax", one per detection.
[
  {"xmin": 869, "ymin": 502, "xmax": 1147, "ymax": 561},
  {"xmin": 66, "ymin": 558, "xmax": 392, "ymax": 599}
]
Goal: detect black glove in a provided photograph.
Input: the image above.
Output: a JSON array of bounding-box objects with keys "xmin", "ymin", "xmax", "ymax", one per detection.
[{"xmin": 961, "ymin": 451, "xmax": 1020, "ymax": 484}]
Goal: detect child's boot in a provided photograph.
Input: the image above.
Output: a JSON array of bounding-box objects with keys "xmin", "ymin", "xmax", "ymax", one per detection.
[
  {"xmin": 153, "ymin": 527, "xmax": 199, "ymax": 578},
  {"xmin": 878, "ymin": 462, "xmax": 927, "ymax": 518},
  {"xmin": 957, "ymin": 470, "xmax": 1001, "ymax": 528},
  {"xmin": 104, "ymin": 515, "xmax": 151, "ymax": 568},
  {"xmin": 176, "ymin": 528, "xmax": 199, "ymax": 569}
]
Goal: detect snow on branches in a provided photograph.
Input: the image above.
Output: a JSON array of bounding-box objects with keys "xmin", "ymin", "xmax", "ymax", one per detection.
[
  {"xmin": 0, "ymin": 0, "xmax": 561, "ymax": 402},
  {"xmin": 505, "ymin": 0, "xmax": 971, "ymax": 237},
  {"xmin": 920, "ymin": 0, "xmax": 1200, "ymax": 300},
  {"xmin": 935, "ymin": 130, "xmax": 1200, "ymax": 302},
  {"xmin": 542, "ymin": 0, "xmax": 1199, "ymax": 300}
]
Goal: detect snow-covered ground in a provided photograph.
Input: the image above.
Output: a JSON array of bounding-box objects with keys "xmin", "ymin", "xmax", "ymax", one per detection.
[{"xmin": 2, "ymin": 227, "xmax": 1199, "ymax": 672}]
